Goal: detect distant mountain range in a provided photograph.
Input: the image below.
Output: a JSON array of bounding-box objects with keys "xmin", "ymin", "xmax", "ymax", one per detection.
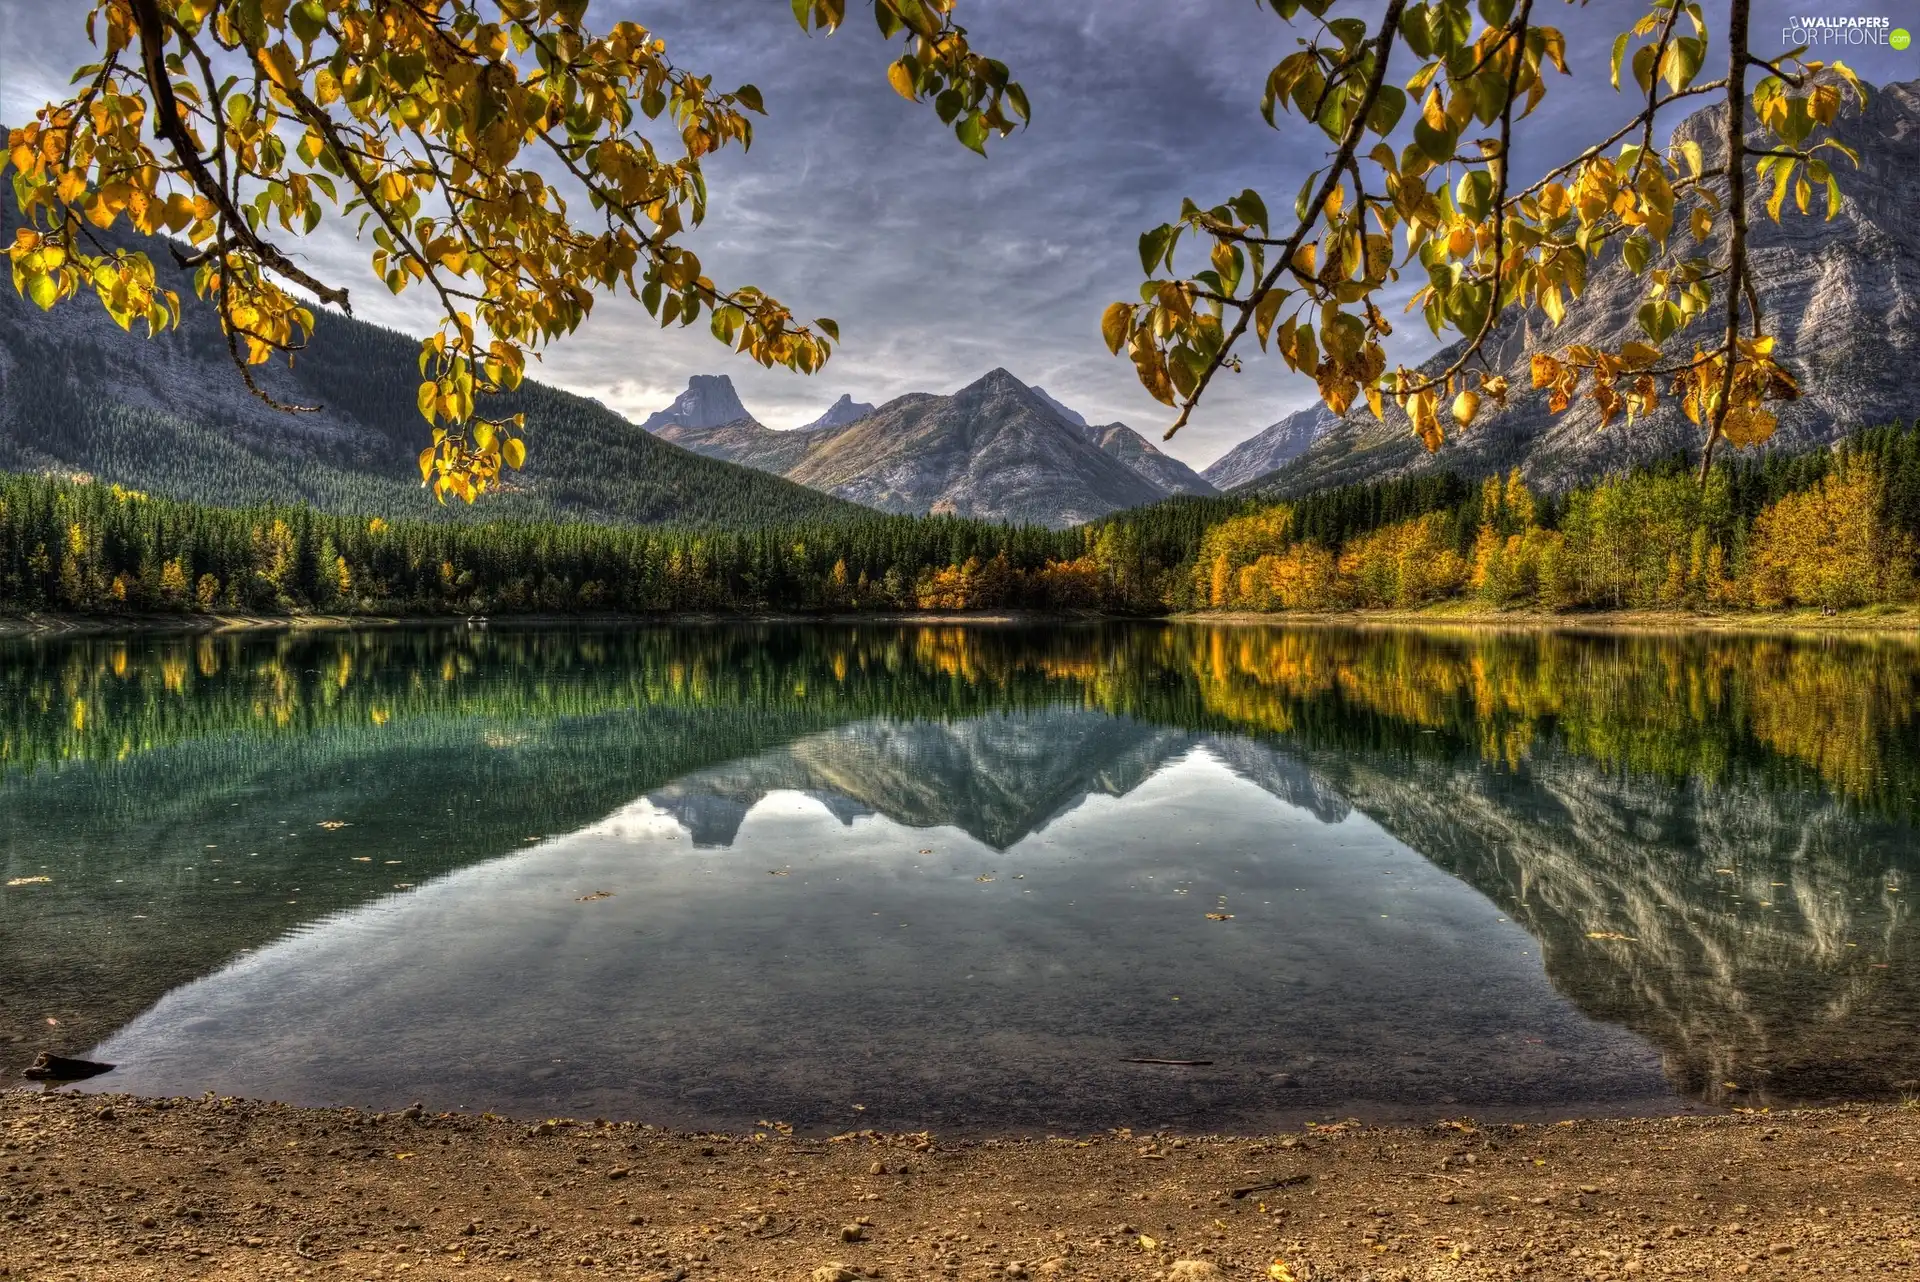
[
  {"xmin": 649, "ymin": 368, "xmax": 1217, "ymax": 528},
  {"xmin": 1231, "ymin": 75, "xmax": 1920, "ymax": 499},
  {"xmin": 0, "ymin": 202, "xmax": 862, "ymax": 529}
]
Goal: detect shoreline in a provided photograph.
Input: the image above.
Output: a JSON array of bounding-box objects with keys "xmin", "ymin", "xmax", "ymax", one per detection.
[
  {"xmin": 1, "ymin": 603, "xmax": 1917, "ymax": 638},
  {"xmin": 1174, "ymin": 605, "xmax": 1920, "ymax": 635},
  {"xmin": 1, "ymin": 1091, "xmax": 1914, "ymax": 1280}
]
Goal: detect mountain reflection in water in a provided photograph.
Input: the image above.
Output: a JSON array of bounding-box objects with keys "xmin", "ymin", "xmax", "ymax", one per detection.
[{"xmin": 1, "ymin": 623, "xmax": 1914, "ymax": 1130}]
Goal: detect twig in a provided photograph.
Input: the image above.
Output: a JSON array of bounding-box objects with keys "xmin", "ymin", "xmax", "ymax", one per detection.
[{"xmin": 1230, "ymin": 1173, "xmax": 1311, "ymax": 1199}]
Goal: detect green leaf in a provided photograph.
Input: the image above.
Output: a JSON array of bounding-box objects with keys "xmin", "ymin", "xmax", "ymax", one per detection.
[
  {"xmin": 1139, "ymin": 225, "xmax": 1177, "ymax": 277},
  {"xmin": 1621, "ymin": 233, "xmax": 1652, "ymax": 275},
  {"xmin": 1413, "ymin": 116, "xmax": 1454, "ymax": 165},
  {"xmin": 1229, "ymin": 188, "xmax": 1270, "ymax": 233},
  {"xmin": 955, "ymin": 112, "xmax": 988, "ymax": 155},
  {"xmin": 1006, "ymin": 84, "xmax": 1031, "ymax": 124},
  {"xmin": 1455, "ymin": 170, "xmax": 1494, "ymax": 221},
  {"xmin": 1367, "ymin": 84, "xmax": 1407, "ymax": 136}
]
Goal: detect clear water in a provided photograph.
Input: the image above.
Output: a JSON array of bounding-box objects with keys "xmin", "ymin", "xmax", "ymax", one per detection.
[{"xmin": 2, "ymin": 623, "xmax": 1915, "ymax": 1133}]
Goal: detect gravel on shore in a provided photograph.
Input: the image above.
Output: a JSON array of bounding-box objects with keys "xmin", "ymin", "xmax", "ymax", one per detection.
[{"xmin": 2, "ymin": 1093, "xmax": 1917, "ymax": 1281}]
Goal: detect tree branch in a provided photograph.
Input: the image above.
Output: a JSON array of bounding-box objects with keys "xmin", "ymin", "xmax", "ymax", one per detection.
[
  {"xmin": 1700, "ymin": 0, "xmax": 1751, "ymax": 484},
  {"xmin": 126, "ymin": 0, "xmax": 352, "ymax": 315},
  {"xmin": 1162, "ymin": 0, "xmax": 1407, "ymax": 440}
]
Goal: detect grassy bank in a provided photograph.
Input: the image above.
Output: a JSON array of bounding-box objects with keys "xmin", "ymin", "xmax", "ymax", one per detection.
[
  {"xmin": 0, "ymin": 1092, "xmax": 1915, "ymax": 1280},
  {"xmin": 1180, "ymin": 604, "xmax": 1920, "ymax": 635}
]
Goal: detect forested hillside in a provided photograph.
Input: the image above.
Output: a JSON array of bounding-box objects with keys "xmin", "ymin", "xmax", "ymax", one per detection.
[
  {"xmin": 0, "ymin": 198, "xmax": 862, "ymax": 530},
  {"xmin": 3, "ymin": 424, "xmax": 1916, "ymax": 618}
]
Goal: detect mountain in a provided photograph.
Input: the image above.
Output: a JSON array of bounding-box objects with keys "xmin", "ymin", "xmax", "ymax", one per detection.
[
  {"xmin": 1030, "ymin": 386, "xmax": 1089, "ymax": 427},
  {"xmin": 653, "ymin": 416, "xmax": 819, "ymax": 475},
  {"xmin": 1200, "ymin": 405, "xmax": 1335, "ymax": 491},
  {"xmin": 781, "ymin": 369, "xmax": 1173, "ymax": 525},
  {"xmin": 637, "ymin": 374, "xmax": 750, "ymax": 433},
  {"xmin": 1028, "ymin": 384, "xmax": 1219, "ymax": 497},
  {"xmin": 645, "ymin": 368, "xmax": 1213, "ymax": 526},
  {"xmin": 1226, "ymin": 75, "xmax": 1920, "ymax": 498},
  {"xmin": 646, "ymin": 714, "xmax": 1349, "ymax": 851},
  {"xmin": 802, "ymin": 393, "xmax": 876, "ymax": 431},
  {"xmin": 0, "ymin": 201, "xmax": 862, "ymax": 529}
]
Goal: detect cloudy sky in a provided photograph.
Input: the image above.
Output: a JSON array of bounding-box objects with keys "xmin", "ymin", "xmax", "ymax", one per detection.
[{"xmin": 1, "ymin": 1, "xmax": 1913, "ymax": 467}]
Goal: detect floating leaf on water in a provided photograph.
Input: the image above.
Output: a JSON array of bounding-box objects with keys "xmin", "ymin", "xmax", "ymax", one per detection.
[
  {"xmin": 1206, "ymin": 912, "xmax": 1234, "ymax": 921},
  {"xmin": 316, "ymin": 821, "xmax": 350, "ymax": 830},
  {"xmin": 975, "ymin": 874, "xmax": 995, "ymax": 883},
  {"xmin": 352, "ymin": 857, "xmax": 373, "ymax": 863},
  {"xmin": 6, "ymin": 876, "xmax": 52, "ymax": 887},
  {"xmin": 769, "ymin": 870, "xmax": 790, "ymax": 876},
  {"xmin": 577, "ymin": 890, "xmax": 615, "ymax": 903},
  {"xmin": 384, "ymin": 861, "xmax": 403, "ymax": 866}
]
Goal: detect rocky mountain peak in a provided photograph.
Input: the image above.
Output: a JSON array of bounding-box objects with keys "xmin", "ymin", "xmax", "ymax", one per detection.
[
  {"xmin": 1202, "ymin": 404, "xmax": 1337, "ymax": 491},
  {"xmin": 960, "ymin": 367, "xmax": 1033, "ymax": 398},
  {"xmin": 802, "ymin": 394, "xmax": 876, "ymax": 432},
  {"xmin": 640, "ymin": 375, "xmax": 751, "ymax": 433},
  {"xmin": 1030, "ymin": 386, "xmax": 1090, "ymax": 429}
]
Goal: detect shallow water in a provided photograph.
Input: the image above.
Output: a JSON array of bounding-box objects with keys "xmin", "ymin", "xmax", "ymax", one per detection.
[{"xmin": 2, "ymin": 623, "xmax": 1916, "ymax": 1131}]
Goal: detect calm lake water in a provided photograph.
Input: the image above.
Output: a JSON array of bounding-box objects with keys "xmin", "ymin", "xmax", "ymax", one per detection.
[{"xmin": 2, "ymin": 622, "xmax": 1916, "ymax": 1133}]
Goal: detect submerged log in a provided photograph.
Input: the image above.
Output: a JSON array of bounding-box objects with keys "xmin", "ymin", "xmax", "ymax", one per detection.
[{"xmin": 21, "ymin": 1052, "xmax": 115, "ymax": 1081}]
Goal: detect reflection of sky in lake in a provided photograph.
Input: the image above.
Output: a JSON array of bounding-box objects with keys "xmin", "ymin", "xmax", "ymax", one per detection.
[{"xmin": 89, "ymin": 732, "xmax": 1672, "ymax": 1133}]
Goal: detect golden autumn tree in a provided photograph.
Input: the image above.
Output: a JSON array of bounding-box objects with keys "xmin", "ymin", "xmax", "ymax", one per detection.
[
  {"xmin": 1101, "ymin": 0, "xmax": 1866, "ymax": 480},
  {"xmin": 7, "ymin": 0, "xmax": 1025, "ymax": 501}
]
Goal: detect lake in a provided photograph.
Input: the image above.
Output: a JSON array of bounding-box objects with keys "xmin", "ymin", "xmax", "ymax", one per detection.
[{"xmin": 2, "ymin": 622, "xmax": 1916, "ymax": 1134}]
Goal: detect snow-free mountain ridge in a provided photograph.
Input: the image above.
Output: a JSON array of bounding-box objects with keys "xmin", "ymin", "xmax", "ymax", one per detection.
[{"xmin": 649, "ymin": 369, "xmax": 1216, "ymax": 527}]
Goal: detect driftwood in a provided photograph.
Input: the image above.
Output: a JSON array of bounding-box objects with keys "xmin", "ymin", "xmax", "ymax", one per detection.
[
  {"xmin": 1229, "ymin": 1173, "xmax": 1311, "ymax": 1199},
  {"xmin": 21, "ymin": 1052, "xmax": 115, "ymax": 1081}
]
